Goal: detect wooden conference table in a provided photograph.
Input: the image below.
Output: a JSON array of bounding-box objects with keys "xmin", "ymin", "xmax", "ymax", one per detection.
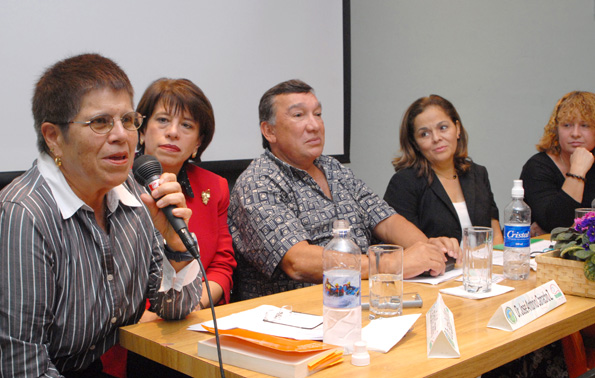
[{"xmin": 120, "ymin": 267, "xmax": 595, "ymax": 378}]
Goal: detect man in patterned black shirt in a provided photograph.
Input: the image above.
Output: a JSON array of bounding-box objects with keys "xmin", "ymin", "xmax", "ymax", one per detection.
[{"xmin": 229, "ymin": 79, "xmax": 460, "ymax": 300}]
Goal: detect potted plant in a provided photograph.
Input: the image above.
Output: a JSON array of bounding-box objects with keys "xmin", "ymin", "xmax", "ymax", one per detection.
[{"xmin": 550, "ymin": 211, "xmax": 595, "ymax": 281}]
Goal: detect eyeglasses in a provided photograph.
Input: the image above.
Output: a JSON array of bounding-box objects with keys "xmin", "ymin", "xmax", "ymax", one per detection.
[{"xmin": 68, "ymin": 112, "xmax": 145, "ymax": 134}]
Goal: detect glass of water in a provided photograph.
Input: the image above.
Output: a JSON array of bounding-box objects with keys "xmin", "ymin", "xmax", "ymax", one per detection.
[
  {"xmin": 463, "ymin": 227, "xmax": 493, "ymax": 293},
  {"xmin": 575, "ymin": 208, "xmax": 595, "ymax": 220},
  {"xmin": 368, "ymin": 244, "xmax": 403, "ymax": 319}
]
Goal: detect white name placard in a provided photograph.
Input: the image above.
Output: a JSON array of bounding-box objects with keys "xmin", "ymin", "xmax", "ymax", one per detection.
[
  {"xmin": 487, "ymin": 280, "xmax": 566, "ymax": 331},
  {"xmin": 426, "ymin": 293, "xmax": 460, "ymax": 358}
]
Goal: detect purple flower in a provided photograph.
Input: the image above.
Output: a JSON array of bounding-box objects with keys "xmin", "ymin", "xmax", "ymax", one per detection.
[{"xmin": 576, "ymin": 213, "xmax": 595, "ymax": 232}]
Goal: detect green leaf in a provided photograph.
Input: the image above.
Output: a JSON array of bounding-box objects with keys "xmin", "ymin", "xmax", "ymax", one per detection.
[
  {"xmin": 551, "ymin": 227, "xmax": 572, "ymax": 239},
  {"xmin": 574, "ymin": 249, "xmax": 594, "ymax": 260},
  {"xmin": 561, "ymin": 245, "xmax": 586, "ymax": 257},
  {"xmin": 555, "ymin": 241, "xmax": 577, "ymax": 252},
  {"xmin": 553, "ymin": 231, "xmax": 577, "ymax": 241},
  {"xmin": 584, "ymin": 259, "xmax": 595, "ymax": 281}
]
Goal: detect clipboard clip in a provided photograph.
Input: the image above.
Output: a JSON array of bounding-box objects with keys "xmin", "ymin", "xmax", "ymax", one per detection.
[
  {"xmin": 264, "ymin": 305, "xmax": 294, "ymax": 323},
  {"xmin": 263, "ymin": 305, "xmax": 323, "ymax": 330}
]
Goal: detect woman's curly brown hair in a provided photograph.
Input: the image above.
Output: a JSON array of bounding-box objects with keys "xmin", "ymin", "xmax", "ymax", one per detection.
[{"xmin": 537, "ymin": 91, "xmax": 595, "ymax": 155}]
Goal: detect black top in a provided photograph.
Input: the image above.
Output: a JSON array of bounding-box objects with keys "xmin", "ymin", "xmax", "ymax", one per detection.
[
  {"xmin": 383, "ymin": 162, "xmax": 499, "ymax": 242},
  {"xmin": 520, "ymin": 151, "xmax": 595, "ymax": 232}
]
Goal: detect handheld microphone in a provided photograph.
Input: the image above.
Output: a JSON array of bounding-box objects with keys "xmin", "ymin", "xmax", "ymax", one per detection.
[
  {"xmin": 132, "ymin": 154, "xmax": 199, "ymax": 259},
  {"xmin": 133, "ymin": 154, "xmax": 225, "ymax": 377}
]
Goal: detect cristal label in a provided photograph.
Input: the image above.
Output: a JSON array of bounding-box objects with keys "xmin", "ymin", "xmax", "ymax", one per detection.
[{"xmin": 504, "ymin": 225, "xmax": 530, "ymax": 248}]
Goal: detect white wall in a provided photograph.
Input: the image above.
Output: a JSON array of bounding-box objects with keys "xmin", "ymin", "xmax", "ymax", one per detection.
[
  {"xmin": 3, "ymin": 1, "xmax": 595, "ymax": 221},
  {"xmin": 0, "ymin": 0, "xmax": 344, "ymax": 167},
  {"xmin": 349, "ymin": 0, "xmax": 595, "ymax": 221}
]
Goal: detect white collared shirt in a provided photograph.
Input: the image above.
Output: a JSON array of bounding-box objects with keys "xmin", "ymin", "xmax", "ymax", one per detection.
[{"xmin": 37, "ymin": 152, "xmax": 199, "ymax": 290}]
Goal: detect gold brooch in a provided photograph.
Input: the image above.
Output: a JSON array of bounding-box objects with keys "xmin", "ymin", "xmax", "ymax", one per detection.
[{"xmin": 201, "ymin": 189, "xmax": 211, "ymax": 205}]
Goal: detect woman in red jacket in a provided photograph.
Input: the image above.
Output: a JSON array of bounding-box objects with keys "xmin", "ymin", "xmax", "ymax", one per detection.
[
  {"xmin": 137, "ymin": 78, "xmax": 236, "ymax": 310},
  {"xmin": 102, "ymin": 78, "xmax": 236, "ymax": 378}
]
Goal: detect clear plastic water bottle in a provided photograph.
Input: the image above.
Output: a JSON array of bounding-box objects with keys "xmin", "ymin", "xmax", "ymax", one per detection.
[
  {"xmin": 503, "ymin": 180, "xmax": 531, "ymax": 280},
  {"xmin": 322, "ymin": 219, "xmax": 361, "ymax": 354}
]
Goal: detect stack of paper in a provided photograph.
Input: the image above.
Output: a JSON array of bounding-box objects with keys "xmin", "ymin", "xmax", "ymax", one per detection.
[{"xmin": 197, "ymin": 327, "xmax": 342, "ymax": 378}]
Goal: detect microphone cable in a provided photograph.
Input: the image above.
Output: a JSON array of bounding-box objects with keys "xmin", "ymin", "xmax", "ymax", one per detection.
[
  {"xmin": 132, "ymin": 155, "xmax": 225, "ymax": 377},
  {"xmin": 187, "ymin": 243, "xmax": 226, "ymax": 378}
]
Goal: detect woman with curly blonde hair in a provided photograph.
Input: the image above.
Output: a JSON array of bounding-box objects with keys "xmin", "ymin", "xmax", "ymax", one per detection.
[{"xmin": 520, "ymin": 91, "xmax": 595, "ymax": 234}]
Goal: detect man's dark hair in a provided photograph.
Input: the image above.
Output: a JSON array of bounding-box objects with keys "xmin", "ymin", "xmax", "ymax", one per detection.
[{"xmin": 258, "ymin": 79, "xmax": 313, "ymax": 149}]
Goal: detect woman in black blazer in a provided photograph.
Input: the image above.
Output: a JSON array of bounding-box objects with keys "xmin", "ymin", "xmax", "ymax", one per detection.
[{"xmin": 383, "ymin": 94, "xmax": 503, "ymax": 244}]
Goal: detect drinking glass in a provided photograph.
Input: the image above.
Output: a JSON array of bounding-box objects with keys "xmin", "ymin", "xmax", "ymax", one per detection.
[
  {"xmin": 463, "ymin": 227, "xmax": 493, "ymax": 293},
  {"xmin": 575, "ymin": 208, "xmax": 595, "ymax": 220},
  {"xmin": 368, "ymin": 244, "xmax": 403, "ymax": 319}
]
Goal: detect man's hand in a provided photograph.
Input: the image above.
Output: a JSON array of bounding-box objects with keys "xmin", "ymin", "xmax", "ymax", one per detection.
[
  {"xmin": 139, "ymin": 172, "xmax": 192, "ymax": 251},
  {"xmin": 402, "ymin": 241, "xmax": 449, "ymax": 278}
]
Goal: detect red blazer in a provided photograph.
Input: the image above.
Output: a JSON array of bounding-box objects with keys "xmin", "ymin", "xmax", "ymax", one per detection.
[
  {"xmin": 185, "ymin": 163, "xmax": 236, "ymax": 304},
  {"xmin": 102, "ymin": 164, "xmax": 236, "ymax": 377}
]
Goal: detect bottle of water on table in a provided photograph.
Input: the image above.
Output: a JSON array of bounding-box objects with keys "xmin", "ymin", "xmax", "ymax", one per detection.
[
  {"xmin": 322, "ymin": 219, "xmax": 361, "ymax": 354},
  {"xmin": 503, "ymin": 179, "xmax": 531, "ymax": 280}
]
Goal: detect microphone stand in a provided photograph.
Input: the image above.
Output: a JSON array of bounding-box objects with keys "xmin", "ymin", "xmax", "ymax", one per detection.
[{"xmin": 187, "ymin": 243, "xmax": 225, "ymax": 378}]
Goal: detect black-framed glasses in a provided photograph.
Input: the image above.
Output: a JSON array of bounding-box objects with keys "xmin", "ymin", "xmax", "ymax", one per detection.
[{"xmin": 68, "ymin": 112, "xmax": 145, "ymax": 134}]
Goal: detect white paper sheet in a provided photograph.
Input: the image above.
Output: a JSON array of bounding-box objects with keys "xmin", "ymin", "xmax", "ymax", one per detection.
[
  {"xmin": 439, "ymin": 283, "xmax": 515, "ymax": 300},
  {"xmin": 405, "ymin": 268, "xmax": 462, "ymax": 285},
  {"xmin": 455, "ymin": 273, "xmax": 506, "ymax": 285},
  {"xmin": 493, "ymin": 239, "xmax": 551, "ymax": 271},
  {"xmin": 408, "ymin": 240, "xmax": 550, "ymax": 285},
  {"xmin": 528, "ymin": 239, "xmax": 555, "ymax": 253},
  {"xmin": 362, "ymin": 314, "xmax": 420, "ymax": 353},
  {"xmin": 188, "ymin": 305, "xmax": 323, "ymax": 340},
  {"xmin": 493, "ymin": 251, "xmax": 538, "ymax": 271}
]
